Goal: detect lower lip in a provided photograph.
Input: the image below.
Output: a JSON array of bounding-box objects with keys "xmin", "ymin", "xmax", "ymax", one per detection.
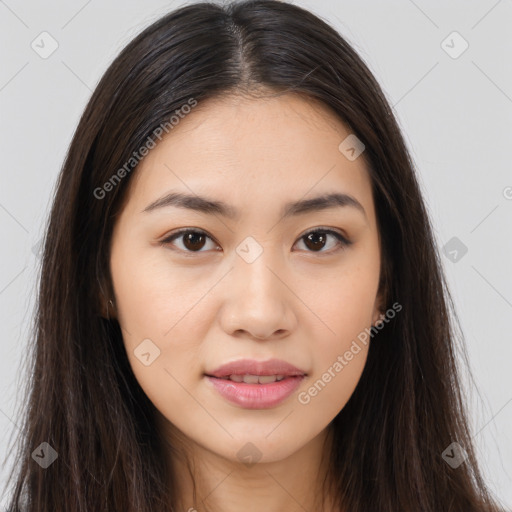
[{"xmin": 205, "ymin": 375, "xmax": 304, "ymax": 409}]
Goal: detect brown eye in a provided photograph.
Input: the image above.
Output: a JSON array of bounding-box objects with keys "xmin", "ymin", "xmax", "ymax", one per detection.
[
  {"xmin": 182, "ymin": 232, "xmax": 207, "ymax": 251},
  {"xmin": 295, "ymin": 228, "xmax": 350, "ymax": 254},
  {"xmin": 161, "ymin": 229, "xmax": 218, "ymax": 253},
  {"xmin": 161, "ymin": 227, "xmax": 350, "ymax": 255},
  {"xmin": 303, "ymin": 231, "xmax": 327, "ymax": 251}
]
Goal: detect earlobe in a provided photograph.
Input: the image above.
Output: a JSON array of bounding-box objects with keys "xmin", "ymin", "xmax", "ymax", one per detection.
[
  {"xmin": 98, "ymin": 296, "xmax": 117, "ymax": 320},
  {"xmin": 372, "ymin": 309, "xmax": 382, "ymax": 327},
  {"xmin": 371, "ymin": 292, "xmax": 386, "ymax": 327},
  {"xmin": 97, "ymin": 277, "xmax": 117, "ymax": 320},
  {"xmin": 104, "ymin": 298, "xmax": 116, "ymax": 320},
  {"xmin": 372, "ymin": 309, "xmax": 384, "ymax": 327},
  {"xmin": 98, "ymin": 294, "xmax": 115, "ymax": 319}
]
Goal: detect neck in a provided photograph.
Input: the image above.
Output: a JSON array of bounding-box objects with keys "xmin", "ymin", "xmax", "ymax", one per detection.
[{"xmin": 159, "ymin": 418, "xmax": 337, "ymax": 512}]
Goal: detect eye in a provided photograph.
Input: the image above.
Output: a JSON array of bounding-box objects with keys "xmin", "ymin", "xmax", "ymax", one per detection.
[
  {"xmin": 294, "ymin": 227, "xmax": 351, "ymax": 254},
  {"xmin": 160, "ymin": 228, "xmax": 220, "ymax": 253},
  {"xmin": 160, "ymin": 227, "xmax": 351, "ymax": 255}
]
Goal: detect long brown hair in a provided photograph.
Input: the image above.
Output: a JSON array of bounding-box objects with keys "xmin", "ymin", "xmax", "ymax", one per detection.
[{"xmin": 3, "ymin": 1, "xmax": 507, "ymax": 510}]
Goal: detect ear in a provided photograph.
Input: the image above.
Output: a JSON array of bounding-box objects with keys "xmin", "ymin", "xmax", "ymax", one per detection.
[
  {"xmin": 99, "ymin": 296, "xmax": 116, "ymax": 320},
  {"xmin": 371, "ymin": 289, "xmax": 386, "ymax": 327},
  {"xmin": 372, "ymin": 262, "xmax": 391, "ymax": 326},
  {"xmin": 97, "ymin": 275, "xmax": 117, "ymax": 320}
]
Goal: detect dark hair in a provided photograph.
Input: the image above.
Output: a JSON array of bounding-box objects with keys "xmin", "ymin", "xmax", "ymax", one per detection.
[{"xmin": 3, "ymin": 1, "xmax": 507, "ymax": 511}]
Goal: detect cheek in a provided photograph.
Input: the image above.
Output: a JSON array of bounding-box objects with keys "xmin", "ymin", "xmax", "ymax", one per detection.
[
  {"xmin": 110, "ymin": 239, "xmax": 211, "ymax": 340},
  {"xmin": 109, "ymin": 240, "xmax": 207, "ymax": 405},
  {"xmin": 297, "ymin": 252, "xmax": 379, "ymax": 413},
  {"xmin": 296, "ymin": 277, "xmax": 373, "ymax": 421},
  {"xmin": 305, "ymin": 257, "xmax": 380, "ymax": 354}
]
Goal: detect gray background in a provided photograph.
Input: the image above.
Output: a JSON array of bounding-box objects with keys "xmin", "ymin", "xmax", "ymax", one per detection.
[{"xmin": 1, "ymin": 0, "xmax": 511, "ymax": 508}]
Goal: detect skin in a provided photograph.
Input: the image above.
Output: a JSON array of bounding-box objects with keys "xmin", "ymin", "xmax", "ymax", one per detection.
[{"xmin": 109, "ymin": 91, "xmax": 384, "ymax": 512}]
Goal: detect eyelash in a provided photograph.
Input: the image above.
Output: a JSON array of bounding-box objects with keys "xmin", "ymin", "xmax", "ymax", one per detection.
[{"xmin": 160, "ymin": 227, "xmax": 352, "ymax": 256}]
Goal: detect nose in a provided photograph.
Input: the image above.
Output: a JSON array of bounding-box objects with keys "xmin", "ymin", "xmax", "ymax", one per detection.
[{"xmin": 218, "ymin": 251, "xmax": 297, "ymax": 341}]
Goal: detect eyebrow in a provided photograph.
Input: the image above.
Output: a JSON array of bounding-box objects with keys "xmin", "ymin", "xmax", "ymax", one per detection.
[{"xmin": 142, "ymin": 191, "xmax": 367, "ymax": 220}]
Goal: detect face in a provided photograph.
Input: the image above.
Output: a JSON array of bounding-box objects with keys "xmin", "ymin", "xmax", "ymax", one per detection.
[{"xmin": 109, "ymin": 92, "xmax": 383, "ymax": 464}]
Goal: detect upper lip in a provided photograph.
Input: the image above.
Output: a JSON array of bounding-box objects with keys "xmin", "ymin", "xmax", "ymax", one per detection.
[{"xmin": 206, "ymin": 358, "xmax": 307, "ymax": 378}]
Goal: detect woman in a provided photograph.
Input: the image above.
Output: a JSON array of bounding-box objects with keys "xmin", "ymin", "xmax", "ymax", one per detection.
[{"xmin": 4, "ymin": 1, "xmax": 507, "ymax": 511}]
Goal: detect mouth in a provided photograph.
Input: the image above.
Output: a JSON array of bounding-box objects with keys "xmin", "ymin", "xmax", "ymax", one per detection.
[
  {"xmin": 211, "ymin": 374, "xmax": 291, "ymax": 384},
  {"xmin": 204, "ymin": 358, "xmax": 307, "ymax": 409},
  {"xmin": 206, "ymin": 358, "xmax": 307, "ymax": 379}
]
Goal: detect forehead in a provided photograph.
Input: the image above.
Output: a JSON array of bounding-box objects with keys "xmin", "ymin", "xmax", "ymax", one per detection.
[
  {"xmin": 122, "ymin": 92, "xmax": 375, "ymax": 225},
  {"xmin": 162, "ymin": 91, "xmax": 354, "ymax": 158}
]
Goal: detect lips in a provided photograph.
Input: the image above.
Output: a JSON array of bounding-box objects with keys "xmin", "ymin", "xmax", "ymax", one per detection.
[
  {"xmin": 204, "ymin": 358, "xmax": 307, "ymax": 409},
  {"xmin": 206, "ymin": 358, "xmax": 307, "ymax": 379}
]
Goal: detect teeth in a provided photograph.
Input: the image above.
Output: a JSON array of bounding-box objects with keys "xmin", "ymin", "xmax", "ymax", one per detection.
[
  {"xmin": 243, "ymin": 374, "xmax": 260, "ymax": 384},
  {"xmin": 258, "ymin": 375, "xmax": 277, "ymax": 384},
  {"xmin": 224, "ymin": 374, "xmax": 288, "ymax": 384}
]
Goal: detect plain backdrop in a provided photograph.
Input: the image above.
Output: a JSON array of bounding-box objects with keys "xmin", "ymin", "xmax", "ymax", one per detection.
[{"xmin": 0, "ymin": 0, "xmax": 511, "ymax": 509}]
